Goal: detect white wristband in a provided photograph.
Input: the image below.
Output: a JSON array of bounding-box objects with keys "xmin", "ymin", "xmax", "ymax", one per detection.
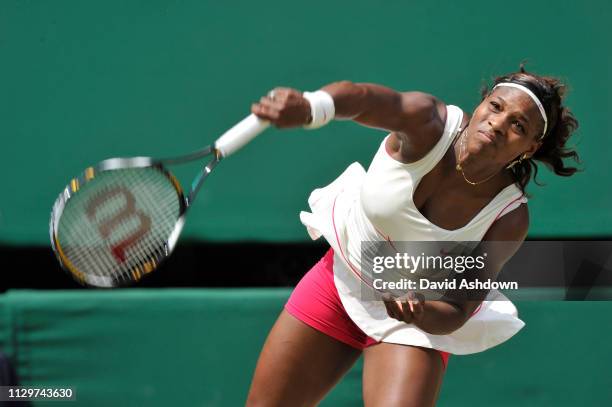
[{"xmin": 302, "ymin": 90, "xmax": 335, "ymax": 129}]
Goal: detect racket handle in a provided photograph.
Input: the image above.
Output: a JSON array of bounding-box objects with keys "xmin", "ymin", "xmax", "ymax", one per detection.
[{"xmin": 214, "ymin": 114, "xmax": 269, "ymax": 158}]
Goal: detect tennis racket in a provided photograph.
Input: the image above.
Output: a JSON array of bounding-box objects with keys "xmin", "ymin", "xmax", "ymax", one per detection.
[{"xmin": 49, "ymin": 114, "xmax": 269, "ymax": 287}]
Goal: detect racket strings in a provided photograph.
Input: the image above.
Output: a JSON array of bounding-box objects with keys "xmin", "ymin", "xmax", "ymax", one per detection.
[
  {"xmin": 56, "ymin": 167, "xmax": 181, "ymax": 285},
  {"xmin": 65, "ymin": 176, "xmax": 176, "ymax": 281}
]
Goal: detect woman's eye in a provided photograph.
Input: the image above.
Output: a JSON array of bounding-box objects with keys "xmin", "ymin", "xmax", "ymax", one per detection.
[
  {"xmin": 490, "ymin": 101, "xmax": 500, "ymax": 110},
  {"xmin": 514, "ymin": 121, "xmax": 525, "ymax": 132}
]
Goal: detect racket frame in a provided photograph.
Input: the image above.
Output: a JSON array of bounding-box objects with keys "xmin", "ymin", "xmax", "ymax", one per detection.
[
  {"xmin": 50, "ymin": 113, "xmax": 267, "ymax": 287},
  {"xmin": 50, "ymin": 150, "xmax": 219, "ymax": 287}
]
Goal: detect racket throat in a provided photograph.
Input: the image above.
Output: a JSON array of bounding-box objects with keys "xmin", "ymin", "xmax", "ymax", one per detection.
[{"xmin": 187, "ymin": 157, "xmax": 220, "ymax": 204}]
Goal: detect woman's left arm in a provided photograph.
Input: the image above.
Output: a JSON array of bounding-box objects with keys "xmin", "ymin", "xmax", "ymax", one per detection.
[{"xmin": 383, "ymin": 205, "xmax": 530, "ymax": 335}]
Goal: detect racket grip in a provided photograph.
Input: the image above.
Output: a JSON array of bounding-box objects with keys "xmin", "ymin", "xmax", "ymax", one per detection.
[{"xmin": 214, "ymin": 114, "xmax": 269, "ymax": 158}]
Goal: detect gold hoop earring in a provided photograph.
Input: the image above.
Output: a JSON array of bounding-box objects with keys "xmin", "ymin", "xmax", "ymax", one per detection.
[{"xmin": 506, "ymin": 153, "xmax": 529, "ymax": 170}]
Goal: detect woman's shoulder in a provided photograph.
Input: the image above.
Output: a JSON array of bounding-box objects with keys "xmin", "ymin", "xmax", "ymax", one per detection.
[{"xmin": 388, "ymin": 95, "xmax": 469, "ymax": 164}]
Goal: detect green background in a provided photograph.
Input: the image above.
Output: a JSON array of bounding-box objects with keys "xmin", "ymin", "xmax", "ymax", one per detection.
[
  {"xmin": 1, "ymin": 289, "xmax": 610, "ymax": 406},
  {"xmin": 1, "ymin": 0, "xmax": 609, "ymax": 245},
  {"xmin": 1, "ymin": 2, "xmax": 611, "ymax": 405}
]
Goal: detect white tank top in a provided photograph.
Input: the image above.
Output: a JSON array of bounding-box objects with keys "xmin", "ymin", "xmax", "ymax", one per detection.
[{"xmin": 299, "ymin": 105, "xmax": 527, "ymax": 354}]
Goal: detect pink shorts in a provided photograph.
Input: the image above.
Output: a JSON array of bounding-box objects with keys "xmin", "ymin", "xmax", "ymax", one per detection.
[{"xmin": 285, "ymin": 248, "xmax": 450, "ymax": 368}]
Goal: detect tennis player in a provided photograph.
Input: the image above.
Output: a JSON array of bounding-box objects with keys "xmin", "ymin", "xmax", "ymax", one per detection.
[{"xmin": 246, "ymin": 65, "xmax": 580, "ymax": 406}]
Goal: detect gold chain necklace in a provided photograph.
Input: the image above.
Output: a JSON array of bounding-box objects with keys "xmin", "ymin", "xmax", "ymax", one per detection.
[{"xmin": 454, "ymin": 127, "xmax": 499, "ymax": 186}]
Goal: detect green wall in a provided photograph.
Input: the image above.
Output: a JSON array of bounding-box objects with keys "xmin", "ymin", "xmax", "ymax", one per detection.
[
  {"xmin": 1, "ymin": 290, "xmax": 610, "ymax": 406},
  {"xmin": 1, "ymin": 0, "xmax": 609, "ymax": 244}
]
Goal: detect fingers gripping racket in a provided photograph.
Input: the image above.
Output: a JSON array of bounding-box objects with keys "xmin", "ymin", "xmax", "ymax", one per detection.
[{"xmin": 49, "ymin": 114, "xmax": 268, "ymax": 287}]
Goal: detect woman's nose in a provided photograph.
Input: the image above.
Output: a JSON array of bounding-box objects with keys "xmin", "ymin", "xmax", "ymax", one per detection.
[{"xmin": 488, "ymin": 118, "xmax": 505, "ymax": 135}]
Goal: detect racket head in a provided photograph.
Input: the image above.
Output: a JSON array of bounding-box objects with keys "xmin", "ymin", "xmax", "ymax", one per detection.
[{"xmin": 50, "ymin": 157, "xmax": 188, "ymax": 287}]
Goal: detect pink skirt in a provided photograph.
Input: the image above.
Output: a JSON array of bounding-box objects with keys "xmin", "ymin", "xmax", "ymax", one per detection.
[{"xmin": 285, "ymin": 248, "xmax": 450, "ymax": 368}]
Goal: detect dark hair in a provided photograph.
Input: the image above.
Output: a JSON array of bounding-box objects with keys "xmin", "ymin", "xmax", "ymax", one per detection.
[{"xmin": 479, "ymin": 63, "xmax": 582, "ymax": 196}]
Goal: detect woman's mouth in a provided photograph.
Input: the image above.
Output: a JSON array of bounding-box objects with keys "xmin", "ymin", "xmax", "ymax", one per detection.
[{"xmin": 478, "ymin": 130, "xmax": 495, "ymax": 143}]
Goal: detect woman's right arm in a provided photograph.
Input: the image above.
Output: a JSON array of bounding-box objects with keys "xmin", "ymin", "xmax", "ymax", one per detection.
[
  {"xmin": 251, "ymin": 81, "xmax": 445, "ymax": 136},
  {"xmin": 322, "ymin": 81, "xmax": 443, "ymax": 134}
]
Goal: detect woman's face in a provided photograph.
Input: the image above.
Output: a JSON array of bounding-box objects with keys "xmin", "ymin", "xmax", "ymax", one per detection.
[{"xmin": 467, "ymin": 86, "xmax": 543, "ymax": 165}]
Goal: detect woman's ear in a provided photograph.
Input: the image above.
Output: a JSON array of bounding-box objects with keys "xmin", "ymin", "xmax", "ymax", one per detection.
[{"xmin": 524, "ymin": 140, "xmax": 543, "ymax": 159}]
